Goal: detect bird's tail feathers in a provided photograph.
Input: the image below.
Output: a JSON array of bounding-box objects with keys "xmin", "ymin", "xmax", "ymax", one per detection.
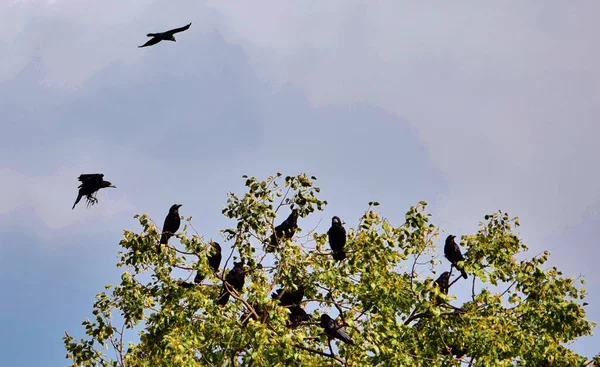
[{"xmin": 72, "ymin": 194, "xmax": 82, "ymax": 210}]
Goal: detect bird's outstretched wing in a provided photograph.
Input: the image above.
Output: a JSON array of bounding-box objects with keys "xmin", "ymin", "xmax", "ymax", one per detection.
[
  {"xmin": 165, "ymin": 22, "xmax": 191, "ymax": 36},
  {"xmin": 139, "ymin": 37, "xmax": 162, "ymax": 48}
]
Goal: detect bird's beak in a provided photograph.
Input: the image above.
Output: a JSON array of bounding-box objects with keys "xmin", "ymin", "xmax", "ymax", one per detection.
[
  {"xmin": 177, "ymin": 204, "xmax": 183, "ymax": 208},
  {"xmin": 110, "ymin": 185, "xmax": 117, "ymax": 188}
]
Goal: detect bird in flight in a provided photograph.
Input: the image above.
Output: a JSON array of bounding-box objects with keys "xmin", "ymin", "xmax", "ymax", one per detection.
[
  {"xmin": 444, "ymin": 235, "xmax": 468, "ymax": 279},
  {"xmin": 327, "ymin": 216, "xmax": 347, "ymax": 261},
  {"xmin": 138, "ymin": 23, "xmax": 192, "ymax": 48},
  {"xmin": 72, "ymin": 173, "xmax": 116, "ymax": 210},
  {"xmin": 160, "ymin": 204, "xmax": 182, "ymax": 245}
]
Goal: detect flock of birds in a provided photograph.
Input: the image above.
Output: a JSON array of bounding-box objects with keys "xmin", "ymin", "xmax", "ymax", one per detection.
[
  {"xmin": 71, "ymin": 173, "xmax": 470, "ymax": 351},
  {"xmin": 71, "ymin": 20, "xmax": 469, "ymax": 350}
]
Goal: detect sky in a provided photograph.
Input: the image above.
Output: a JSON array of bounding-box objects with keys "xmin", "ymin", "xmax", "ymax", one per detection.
[{"xmin": 0, "ymin": 0, "xmax": 599, "ymax": 365}]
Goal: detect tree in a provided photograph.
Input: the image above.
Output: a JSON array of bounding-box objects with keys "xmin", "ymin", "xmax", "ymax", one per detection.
[{"xmin": 64, "ymin": 173, "xmax": 599, "ymax": 366}]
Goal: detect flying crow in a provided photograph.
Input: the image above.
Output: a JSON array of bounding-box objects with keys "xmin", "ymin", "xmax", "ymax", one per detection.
[
  {"xmin": 138, "ymin": 23, "xmax": 192, "ymax": 48},
  {"xmin": 72, "ymin": 173, "xmax": 116, "ymax": 209}
]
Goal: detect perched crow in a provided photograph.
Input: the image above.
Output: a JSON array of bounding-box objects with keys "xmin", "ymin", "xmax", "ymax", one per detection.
[
  {"xmin": 327, "ymin": 216, "xmax": 347, "ymax": 261},
  {"xmin": 288, "ymin": 305, "xmax": 311, "ymax": 328},
  {"xmin": 72, "ymin": 173, "xmax": 116, "ymax": 210},
  {"xmin": 194, "ymin": 242, "xmax": 222, "ymax": 284},
  {"xmin": 320, "ymin": 314, "xmax": 355, "ymax": 346},
  {"xmin": 216, "ymin": 262, "xmax": 246, "ymax": 306},
  {"xmin": 444, "ymin": 235, "xmax": 468, "ymax": 279},
  {"xmin": 266, "ymin": 208, "xmax": 299, "ymax": 252},
  {"xmin": 160, "ymin": 204, "xmax": 182, "ymax": 245},
  {"xmin": 434, "ymin": 271, "xmax": 451, "ymax": 295},
  {"xmin": 271, "ymin": 284, "xmax": 305, "ymax": 307},
  {"xmin": 138, "ymin": 23, "xmax": 192, "ymax": 48}
]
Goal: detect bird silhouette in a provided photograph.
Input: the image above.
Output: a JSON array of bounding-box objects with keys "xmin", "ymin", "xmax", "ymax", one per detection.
[
  {"xmin": 288, "ymin": 305, "xmax": 311, "ymax": 328},
  {"xmin": 160, "ymin": 204, "xmax": 182, "ymax": 245},
  {"xmin": 194, "ymin": 242, "xmax": 222, "ymax": 284},
  {"xmin": 444, "ymin": 235, "xmax": 468, "ymax": 279},
  {"xmin": 320, "ymin": 314, "xmax": 355, "ymax": 346},
  {"xmin": 266, "ymin": 208, "xmax": 299, "ymax": 252},
  {"xmin": 138, "ymin": 23, "xmax": 191, "ymax": 48},
  {"xmin": 434, "ymin": 271, "xmax": 451, "ymax": 295},
  {"xmin": 216, "ymin": 262, "xmax": 246, "ymax": 306},
  {"xmin": 327, "ymin": 216, "xmax": 347, "ymax": 260},
  {"xmin": 271, "ymin": 284, "xmax": 305, "ymax": 307},
  {"xmin": 72, "ymin": 173, "xmax": 116, "ymax": 209}
]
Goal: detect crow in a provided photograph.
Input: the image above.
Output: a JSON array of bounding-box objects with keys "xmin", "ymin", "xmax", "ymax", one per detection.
[
  {"xmin": 266, "ymin": 208, "xmax": 299, "ymax": 252},
  {"xmin": 138, "ymin": 23, "xmax": 192, "ymax": 48},
  {"xmin": 320, "ymin": 314, "xmax": 355, "ymax": 346},
  {"xmin": 434, "ymin": 271, "xmax": 451, "ymax": 295},
  {"xmin": 288, "ymin": 305, "xmax": 311, "ymax": 328},
  {"xmin": 327, "ymin": 216, "xmax": 347, "ymax": 261},
  {"xmin": 444, "ymin": 235, "xmax": 468, "ymax": 279},
  {"xmin": 72, "ymin": 173, "xmax": 116, "ymax": 210},
  {"xmin": 271, "ymin": 284, "xmax": 305, "ymax": 307},
  {"xmin": 160, "ymin": 204, "xmax": 182, "ymax": 245},
  {"xmin": 194, "ymin": 242, "xmax": 222, "ymax": 284},
  {"xmin": 216, "ymin": 262, "xmax": 245, "ymax": 306}
]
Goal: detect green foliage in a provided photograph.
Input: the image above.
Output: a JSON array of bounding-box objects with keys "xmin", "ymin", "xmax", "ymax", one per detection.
[{"xmin": 64, "ymin": 173, "xmax": 597, "ymax": 366}]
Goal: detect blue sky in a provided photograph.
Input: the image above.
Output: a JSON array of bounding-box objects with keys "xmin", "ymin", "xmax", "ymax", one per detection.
[{"xmin": 1, "ymin": 1, "xmax": 599, "ymax": 365}]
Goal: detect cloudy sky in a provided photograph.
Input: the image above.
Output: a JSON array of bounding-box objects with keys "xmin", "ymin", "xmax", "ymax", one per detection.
[{"xmin": 1, "ymin": 0, "xmax": 598, "ymax": 365}]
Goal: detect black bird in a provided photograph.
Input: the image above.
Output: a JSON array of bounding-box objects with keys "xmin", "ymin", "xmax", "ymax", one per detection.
[
  {"xmin": 216, "ymin": 262, "xmax": 246, "ymax": 306},
  {"xmin": 72, "ymin": 173, "xmax": 116, "ymax": 210},
  {"xmin": 434, "ymin": 271, "xmax": 451, "ymax": 295},
  {"xmin": 288, "ymin": 305, "xmax": 311, "ymax": 328},
  {"xmin": 444, "ymin": 235, "xmax": 468, "ymax": 279},
  {"xmin": 266, "ymin": 208, "xmax": 299, "ymax": 252},
  {"xmin": 138, "ymin": 23, "xmax": 192, "ymax": 48},
  {"xmin": 194, "ymin": 242, "xmax": 222, "ymax": 284},
  {"xmin": 160, "ymin": 204, "xmax": 182, "ymax": 245},
  {"xmin": 320, "ymin": 314, "xmax": 355, "ymax": 346},
  {"xmin": 327, "ymin": 216, "xmax": 347, "ymax": 261},
  {"xmin": 271, "ymin": 284, "xmax": 305, "ymax": 307}
]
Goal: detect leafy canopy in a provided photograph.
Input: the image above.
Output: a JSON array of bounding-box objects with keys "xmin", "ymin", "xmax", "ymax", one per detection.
[{"xmin": 64, "ymin": 173, "xmax": 599, "ymax": 366}]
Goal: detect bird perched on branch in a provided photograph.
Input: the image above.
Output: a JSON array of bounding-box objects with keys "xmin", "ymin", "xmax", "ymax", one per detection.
[
  {"xmin": 288, "ymin": 305, "xmax": 311, "ymax": 328},
  {"xmin": 216, "ymin": 262, "xmax": 246, "ymax": 306},
  {"xmin": 434, "ymin": 271, "xmax": 451, "ymax": 295},
  {"xmin": 320, "ymin": 314, "xmax": 355, "ymax": 346},
  {"xmin": 327, "ymin": 216, "xmax": 347, "ymax": 261},
  {"xmin": 138, "ymin": 23, "xmax": 191, "ymax": 48},
  {"xmin": 266, "ymin": 208, "xmax": 299, "ymax": 252},
  {"xmin": 271, "ymin": 284, "xmax": 305, "ymax": 307},
  {"xmin": 194, "ymin": 242, "xmax": 222, "ymax": 284},
  {"xmin": 444, "ymin": 235, "xmax": 468, "ymax": 279},
  {"xmin": 72, "ymin": 173, "xmax": 116, "ymax": 210},
  {"xmin": 160, "ymin": 204, "xmax": 182, "ymax": 245}
]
